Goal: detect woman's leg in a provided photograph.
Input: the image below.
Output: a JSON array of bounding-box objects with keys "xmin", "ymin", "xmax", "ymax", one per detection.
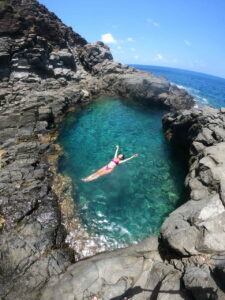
[
  {"xmin": 82, "ymin": 168, "xmax": 112, "ymax": 182},
  {"xmin": 82, "ymin": 166, "xmax": 107, "ymax": 181},
  {"xmin": 84, "ymin": 173, "xmax": 100, "ymax": 182},
  {"xmin": 82, "ymin": 172, "xmax": 98, "ymax": 182}
]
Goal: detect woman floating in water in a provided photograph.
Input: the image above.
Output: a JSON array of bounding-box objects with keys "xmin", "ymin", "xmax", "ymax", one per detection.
[{"xmin": 82, "ymin": 145, "xmax": 138, "ymax": 182}]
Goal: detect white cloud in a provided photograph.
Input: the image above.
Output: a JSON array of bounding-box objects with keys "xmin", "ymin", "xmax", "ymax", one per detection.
[
  {"xmin": 154, "ymin": 53, "xmax": 164, "ymax": 61},
  {"xmin": 184, "ymin": 40, "xmax": 191, "ymax": 46},
  {"xmin": 101, "ymin": 33, "xmax": 117, "ymax": 44},
  {"xmin": 130, "ymin": 47, "xmax": 136, "ymax": 52},
  {"xmin": 147, "ymin": 18, "xmax": 159, "ymax": 27},
  {"xmin": 134, "ymin": 55, "xmax": 139, "ymax": 60},
  {"xmin": 127, "ymin": 37, "xmax": 134, "ymax": 42}
]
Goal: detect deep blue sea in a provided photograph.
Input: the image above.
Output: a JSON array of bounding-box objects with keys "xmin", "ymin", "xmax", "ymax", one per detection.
[
  {"xmin": 132, "ymin": 65, "xmax": 225, "ymax": 108},
  {"xmin": 58, "ymin": 65, "xmax": 225, "ymax": 248}
]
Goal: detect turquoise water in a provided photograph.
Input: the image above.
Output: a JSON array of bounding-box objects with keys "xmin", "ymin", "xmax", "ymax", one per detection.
[
  {"xmin": 58, "ymin": 97, "xmax": 187, "ymax": 247},
  {"xmin": 132, "ymin": 65, "xmax": 225, "ymax": 108}
]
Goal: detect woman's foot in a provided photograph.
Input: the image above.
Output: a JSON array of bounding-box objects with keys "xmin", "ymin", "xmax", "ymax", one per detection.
[{"xmin": 82, "ymin": 177, "xmax": 94, "ymax": 182}]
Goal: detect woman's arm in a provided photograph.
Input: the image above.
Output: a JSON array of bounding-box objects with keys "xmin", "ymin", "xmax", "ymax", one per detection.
[
  {"xmin": 119, "ymin": 154, "xmax": 138, "ymax": 164},
  {"xmin": 114, "ymin": 145, "xmax": 119, "ymax": 158}
]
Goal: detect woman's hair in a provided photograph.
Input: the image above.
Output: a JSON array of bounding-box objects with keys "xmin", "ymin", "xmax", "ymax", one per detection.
[{"xmin": 119, "ymin": 154, "xmax": 125, "ymax": 159}]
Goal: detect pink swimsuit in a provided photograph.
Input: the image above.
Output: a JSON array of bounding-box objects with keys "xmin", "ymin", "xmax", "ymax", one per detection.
[{"xmin": 105, "ymin": 159, "xmax": 119, "ymax": 170}]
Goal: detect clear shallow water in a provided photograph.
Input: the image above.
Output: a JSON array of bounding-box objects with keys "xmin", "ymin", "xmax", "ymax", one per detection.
[
  {"xmin": 132, "ymin": 65, "xmax": 225, "ymax": 108},
  {"xmin": 58, "ymin": 97, "xmax": 187, "ymax": 247}
]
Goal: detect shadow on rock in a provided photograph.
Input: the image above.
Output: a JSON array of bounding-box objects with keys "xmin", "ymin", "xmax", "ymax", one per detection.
[
  {"xmin": 186, "ymin": 287, "xmax": 218, "ymax": 300},
  {"xmin": 109, "ymin": 284, "xmax": 187, "ymax": 300}
]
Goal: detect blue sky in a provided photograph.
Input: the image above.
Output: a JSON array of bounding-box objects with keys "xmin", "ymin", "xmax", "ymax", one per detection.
[{"xmin": 39, "ymin": 0, "xmax": 225, "ymax": 78}]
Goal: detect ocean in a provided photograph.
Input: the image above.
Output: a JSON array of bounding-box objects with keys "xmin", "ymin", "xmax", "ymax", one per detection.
[{"xmin": 132, "ymin": 65, "xmax": 225, "ymax": 108}]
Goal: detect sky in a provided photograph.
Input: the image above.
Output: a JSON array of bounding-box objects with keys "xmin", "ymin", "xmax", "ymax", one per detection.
[{"xmin": 39, "ymin": 0, "xmax": 225, "ymax": 78}]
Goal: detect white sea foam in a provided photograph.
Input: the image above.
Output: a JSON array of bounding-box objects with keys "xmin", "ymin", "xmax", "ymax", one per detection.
[
  {"xmin": 96, "ymin": 211, "xmax": 104, "ymax": 217},
  {"xmin": 119, "ymin": 226, "xmax": 132, "ymax": 236},
  {"xmin": 81, "ymin": 204, "xmax": 88, "ymax": 210},
  {"xmin": 172, "ymin": 82, "xmax": 209, "ymax": 105},
  {"xmin": 201, "ymin": 97, "xmax": 209, "ymax": 104},
  {"xmin": 173, "ymin": 83, "xmax": 187, "ymax": 90},
  {"xmin": 97, "ymin": 218, "xmax": 108, "ymax": 224}
]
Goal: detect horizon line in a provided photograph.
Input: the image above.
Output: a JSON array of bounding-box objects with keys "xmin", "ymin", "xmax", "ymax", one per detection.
[{"xmin": 128, "ymin": 63, "xmax": 225, "ymax": 80}]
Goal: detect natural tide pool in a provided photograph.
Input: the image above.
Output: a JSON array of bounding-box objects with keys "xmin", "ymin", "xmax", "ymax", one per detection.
[{"xmin": 58, "ymin": 97, "xmax": 187, "ymax": 248}]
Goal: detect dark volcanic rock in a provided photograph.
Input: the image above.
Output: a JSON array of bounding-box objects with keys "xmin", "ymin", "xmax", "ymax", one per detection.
[
  {"xmin": 183, "ymin": 264, "xmax": 225, "ymax": 300},
  {"xmin": 77, "ymin": 42, "xmax": 195, "ymax": 111},
  {"xmin": 160, "ymin": 107, "xmax": 225, "ymax": 299},
  {"xmin": 0, "ymin": 0, "xmax": 86, "ymax": 82},
  {"xmin": 0, "ymin": 0, "xmax": 87, "ymax": 47},
  {"xmin": 134, "ymin": 94, "xmax": 225, "ymax": 300},
  {"xmin": 78, "ymin": 41, "xmax": 113, "ymax": 72},
  {"xmin": 0, "ymin": 0, "xmax": 217, "ymax": 299}
]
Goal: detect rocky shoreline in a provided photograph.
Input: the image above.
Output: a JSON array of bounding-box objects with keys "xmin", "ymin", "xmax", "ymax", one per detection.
[{"xmin": 1, "ymin": 0, "xmax": 225, "ymax": 299}]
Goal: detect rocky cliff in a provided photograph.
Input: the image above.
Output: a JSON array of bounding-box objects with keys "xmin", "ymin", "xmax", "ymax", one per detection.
[{"xmin": 1, "ymin": 0, "xmax": 224, "ymax": 299}]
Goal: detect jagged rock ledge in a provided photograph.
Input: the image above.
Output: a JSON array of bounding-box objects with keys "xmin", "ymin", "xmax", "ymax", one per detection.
[
  {"xmin": 159, "ymin": 106, "xmax": 225, "ymax": 299},
  {"xmin": 40, "ymin": 107, "xmax": 225, "ymax": 300},
  {"xmin": 162, "ymin": 106, "xmax": 225, "ymax": 255},
  {"xmin": 1, "ymin": 0, "xmax": 225, "ymax": 299}
]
